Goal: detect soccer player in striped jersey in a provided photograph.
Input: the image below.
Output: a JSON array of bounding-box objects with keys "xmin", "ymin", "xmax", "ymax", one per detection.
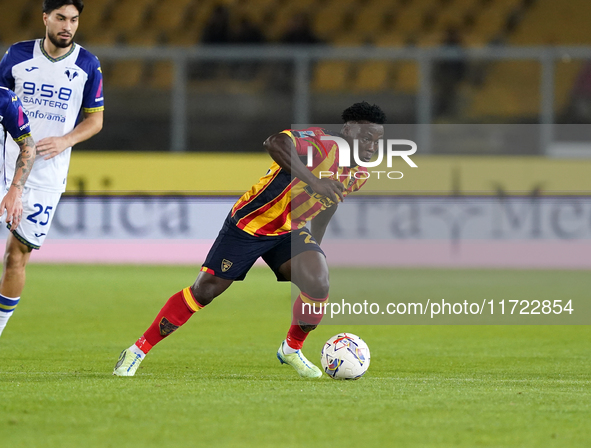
[
  {"xmin": 0, "ymin": 88, "xmax": 36, "ymax": 334},
  {"xmin": 0, "ymin": 0, "xmax": 103, "ymax": 337},
  {"xmin": 114, "ymin": 102, "xmax": 385, "ymax": 378}
]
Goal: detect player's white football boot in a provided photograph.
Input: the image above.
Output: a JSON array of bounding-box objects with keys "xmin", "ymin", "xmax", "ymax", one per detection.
[
  {"xmin": 277, "ymin": 341, "xmax": 322, "ymax": 378},
  {"xmin": 113, "ymin": 348, "xmax": 144, "ymax": 377}
]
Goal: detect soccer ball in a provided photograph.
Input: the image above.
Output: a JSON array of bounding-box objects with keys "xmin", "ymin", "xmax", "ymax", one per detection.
[{"xmin": 320, "ymin": 333, "xmax": 370, "ymax": 380}]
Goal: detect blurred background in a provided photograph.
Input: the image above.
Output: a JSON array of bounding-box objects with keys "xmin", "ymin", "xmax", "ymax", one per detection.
[
  {"xmin": 2, "ymin": 0, "xmax": 591, "ymax": 154},
  {"xmin": 1, "ymin": 0, "xmax": 591, "ymax": 268}
]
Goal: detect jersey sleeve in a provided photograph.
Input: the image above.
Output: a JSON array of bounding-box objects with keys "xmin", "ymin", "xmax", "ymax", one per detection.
[
  {"xmin": 78, "ymin": 51, "xmax": 104, "ymax": 113},
  {"xmin": 1, "ymin": 90, "xmax": 31, "ymax": 143},
  {"xmin": 0, "ymin": 41, "xmax": 36, "ymax": 90},
  {"xmin": 280, "ymin": 130, "xmax": 310, "ymax": 156},
  {"xmin": 0, "ymin": 49, "xmax": 16, "ymax": 90}
]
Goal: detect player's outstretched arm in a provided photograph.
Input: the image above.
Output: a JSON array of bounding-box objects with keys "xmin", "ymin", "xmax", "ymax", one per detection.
[
  {"xmin": 263, "ymin": 132, "xmax": 345, "ymax": 203},
  {"xmin": 310, "ymin": 204, "xmax": 338, "ymax": 245},
  {"xmin": 0, "ymin": 135, "xmax": 35, "ymax": 228},
  {"xmin": 37, "ymin": 110, "xmax": 103, "ymax": 160}
]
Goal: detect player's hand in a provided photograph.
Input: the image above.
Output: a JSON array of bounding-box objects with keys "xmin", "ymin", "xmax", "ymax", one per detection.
[
  {"xmin": 310, "ymin": 178, "xmax": 345, "ymax": 204},
  {"xmin": 36, "ymin": 136, "xmax": 70, "ymax": 160},
  {"xmin": 0, "ymin": 187, "xmax": 23, "ymax": 229}
]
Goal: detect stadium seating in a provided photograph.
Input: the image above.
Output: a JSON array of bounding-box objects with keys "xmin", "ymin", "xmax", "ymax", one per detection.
[
  {"xmin": 394, "ymin": 62, "xmax": 420, "ymax": 93},
  {"xmin": 394, "ymin": 0, "xmax": 436, "ymax": 37},
  {"xmin": 236, "ymin": 0, "xmax": 278, "ymax": 26},
  {"xmin": 106, "ymin": 0, "xmax": 154, "ymax": 43},
  {"xmin": 266, "ymin": 2, "xmax": 308, "ymax": 41},
  {"xmin": 78, "ymin": 0, "xmax": 111, "ymax": 37},
  {"xmin": 348, "ymin": 0, "xmax": 396, "ymax": 42},
  {"xmin": 310, "ymin": 1, "xmax": 351, "ymax": 42},
  {"xmin": 510, "ymin": 0, "xmax": 591, "ymax": 46},
  {"xmin": 0, "ymin": 0, "xmax": 584, "ymax": 51},
  {"xmin": 466, "ymin": 0, "xmax": 591, "ymax": 119},
  {"xmin": 0, "ymin": 0, "xmax": 589, "ymax": 120},
  {"xmin": 108, "ymin": 61, "xmax": 145, "ymax": 88},
  {"xmin": 353, "ymin": 61, "xmax": 392, "ymax": 92},
  {"xmin": 468, "ymin": 61, "xmax": 540, "ymax": 119},
  {"xmin": 150, "ymin": 61, "xmax": 175, "ymax": 89},
  {"xmin": 0, "ymin": 0, "xmax": 32, "ymax": 40},
  {"xmin": 312, "ymin": 61, "xmax": 351, "ymax": 92},
  {"xmin": 430, "ymin": 0, "xmax": 477, "ymax": 33}
]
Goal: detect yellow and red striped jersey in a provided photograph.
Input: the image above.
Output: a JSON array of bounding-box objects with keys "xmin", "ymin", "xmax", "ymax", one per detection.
[{"xmin": 231, "ymin": 127, "xmax": 368, "ymax": 236}]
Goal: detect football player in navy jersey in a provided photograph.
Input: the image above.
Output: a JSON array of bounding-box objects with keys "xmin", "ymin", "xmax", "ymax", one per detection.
[
  {"xmin": 0, "ymin": 87, "xmax": 36, "ymax": 336},
  {"xmin": 0, "ymin": 0, "xmax": 103, "ymax": 337}
]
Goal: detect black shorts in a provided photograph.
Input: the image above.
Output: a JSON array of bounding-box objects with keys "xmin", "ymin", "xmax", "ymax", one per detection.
[{"xmin": 202, "ymin": 214, "xmax": 325, "ymax": 281}]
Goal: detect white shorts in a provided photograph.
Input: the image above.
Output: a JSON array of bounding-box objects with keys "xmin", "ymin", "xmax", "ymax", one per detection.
[{"xmin": 2, "ymin": 187, "xmax": 62, "ymax": 250}]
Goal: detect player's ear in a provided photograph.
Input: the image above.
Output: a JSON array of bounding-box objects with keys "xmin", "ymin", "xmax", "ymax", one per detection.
[
  {"xmin": 343, "ymin": 123, "xmax": 361, "ymax": 139},
  {"xmin": 43, "ymin": 12, "xmax": 49, "ymax": 27}
]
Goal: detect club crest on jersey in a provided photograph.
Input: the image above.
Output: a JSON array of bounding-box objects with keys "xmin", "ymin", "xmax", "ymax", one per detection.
[
  {"xmin": 221, "ymin": 259, "xmax": 233, "ymax": 272},
  {"xmin": 64, "ymin": 69, "xmax": 79, "ymax": 81}
]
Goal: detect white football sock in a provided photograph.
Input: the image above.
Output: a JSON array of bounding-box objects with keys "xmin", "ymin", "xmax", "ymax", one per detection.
[
  {"xmin": 282, "ymin": 340, "xmax": 299, "ymax": 354},
  {"xmin": 0, "ymin": 295, "xmax": 20, "ymax": 337},
  {"xmin": 129, "ymin": 344, "xmax": 146, "ymax": 359}
]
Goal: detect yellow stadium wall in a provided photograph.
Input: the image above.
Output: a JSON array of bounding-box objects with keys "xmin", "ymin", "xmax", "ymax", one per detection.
[{"xmin": 66, "ymin": 153, "xmax": 591, "ymax": 195}]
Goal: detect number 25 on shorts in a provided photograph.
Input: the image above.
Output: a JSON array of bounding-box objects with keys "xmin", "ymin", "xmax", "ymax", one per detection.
[{"xmin": 26, "ymin": 204, "xmax": 53, "ymax": 226}]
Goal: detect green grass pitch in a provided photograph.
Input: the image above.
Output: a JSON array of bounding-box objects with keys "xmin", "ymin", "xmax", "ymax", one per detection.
[{"xmin": 0, "ymin": 265, "xmax": 589, "ymax": 447}]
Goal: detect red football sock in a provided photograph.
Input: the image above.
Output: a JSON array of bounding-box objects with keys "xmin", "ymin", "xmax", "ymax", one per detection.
[
  {"xmin": 285, "ymin": 292, "xmax": 328, "ymax": 350},
  {"xmin": 136, "ymin": 287, "xmax": 204, "ymax": 354},
  {"xmin": 285, "ymin": 325, "xmax": 308, "ymax": 350}
]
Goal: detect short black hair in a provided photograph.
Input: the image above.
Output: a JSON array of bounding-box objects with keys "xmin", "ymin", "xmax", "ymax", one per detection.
[
  {"xmin": 342, "ymin": 101, "xmax": 386, "ymax": 124},
  {"xmin": 43, "ymin": 0, "xmax": 84, "ymax": 14}
]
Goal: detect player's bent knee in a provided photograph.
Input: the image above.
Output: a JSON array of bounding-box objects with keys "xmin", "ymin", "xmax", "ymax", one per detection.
[
  {"xmin": 3, "ymin": 248, "xmax": 29, "ymax": 271},
  {"xmin": 302, "ymin": 275, "xmax": 330, "ymax": 299},
  {"xmin": 190, "ymin": 282, "xmax": 216, "ymax": 306},
  {"xmin": 190, "ymin": 272, "xmax": 232, "ymax": 307}
]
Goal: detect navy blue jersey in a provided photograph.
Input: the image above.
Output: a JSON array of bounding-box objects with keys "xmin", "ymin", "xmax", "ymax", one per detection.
[{"xmin": 0, "ymin": 86, "xmax": 31, "ymax": 188}]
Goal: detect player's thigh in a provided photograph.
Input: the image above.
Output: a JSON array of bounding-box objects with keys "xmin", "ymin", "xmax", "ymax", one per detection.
[
  {"xmin": 264, "ymin": 227, "xmax": 324, "ymax": 282},
  {"xmin": 9, "ymin": 187, "xmax": 61, "ymax": 250},
  {"xmin": 284, "ymin": 250, "xmax": 330, "ymax": 298},
  {"xmin": 274, "ymin": 228, "xmax": 329, "ymax": 297},
  {"xmin": 202, "ymin": 215, "xmax": 278, "ymax": 281}
]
